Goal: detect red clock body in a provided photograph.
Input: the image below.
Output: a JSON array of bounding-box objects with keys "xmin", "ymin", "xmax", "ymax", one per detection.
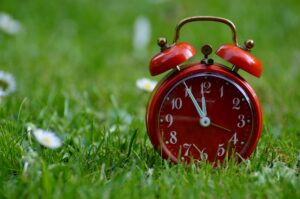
[
  {"xmin": 146, "ymin": 63, "xmax": 262, "ymax": 164},
  {"xmin": 146, "ymin": 16, "xmax": 263, "ymax": 164}
]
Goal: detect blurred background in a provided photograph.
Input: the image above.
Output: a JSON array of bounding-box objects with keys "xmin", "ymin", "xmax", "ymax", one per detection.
[
  {"xmin": 0, "ymin": 0, "xmax": 299, "ymax": 140},
  {"xmin": 0, "ymin": 1, "xmax": 300, "ymax": 197}
]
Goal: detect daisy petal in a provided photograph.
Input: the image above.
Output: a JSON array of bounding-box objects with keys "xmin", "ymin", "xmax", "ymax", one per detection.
[
  {"xmin": 0, "ymin": 71, "xmax": 16, "ymax": 97},
  {"xmin": 136, "ymin": 78, "xmax": 157, "ymax": 92},
  {"xmin": 32, "ymin": 129, "xmax": 62, "ymax": 149},
  {"xmin": 0, "ymin": 12, "xmax": 21, "ymax": 35}
]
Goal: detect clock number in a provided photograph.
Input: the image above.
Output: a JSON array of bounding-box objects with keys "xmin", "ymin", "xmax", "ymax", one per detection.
[
  {"xmin": 165, "ymin": 114, "xmax": 173, "ymax": 127},
  {"xmin": 201, "ymin": 81, "xmax": 211, "ymax": 94},
  {"xmin": 220, "ymin": 85, "xmax": 224, "ymax": 98},
  {"xmin": 217, "ymin": 144, "xmax": 225, "ymax": 157},
  {"xmin": 171, "ymin": 98, "xmax": 182, "ymax": 110},
  {"xmin": 237, "ymin": 114, "xmax": 246, "ymax": 128},
  {"xmin": 169, "ymin": 131, "xmax": 177, "ymax": 144},
  {"xmin": 200, "ymin": 149, "xmax": 208, "ymax": 160},
  {"xmin": 193, "ymin": 144, "xmax": 208, "ymax": 160},
  {"xmin": 229, "ymin": 132, "xmax": 238, "ymax": 145},
  {"xmin": 183, "ymin": 143, "xmax": 192, "ymax": 156},
  {"xmin": 232, "ymin": 98, "xmax": 240, "ymax": 110}
]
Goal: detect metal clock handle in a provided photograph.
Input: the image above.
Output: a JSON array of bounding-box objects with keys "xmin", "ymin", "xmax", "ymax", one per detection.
[{"xmin": 173, "ymin": 16, "xmax": 238, "ymax": 46}]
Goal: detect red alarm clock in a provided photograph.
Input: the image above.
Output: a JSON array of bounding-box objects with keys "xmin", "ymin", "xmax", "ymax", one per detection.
[{"xmin": 146, "ymin": 16, "xmax": 263, "ymax": 164}]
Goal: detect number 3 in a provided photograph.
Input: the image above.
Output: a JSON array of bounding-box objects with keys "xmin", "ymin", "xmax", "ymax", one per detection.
[{"xmin": 237, "ymin": 114, "xmax": 246, "ymax": 128}]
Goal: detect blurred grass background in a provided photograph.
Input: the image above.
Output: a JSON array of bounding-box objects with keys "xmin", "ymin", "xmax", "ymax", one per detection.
[{"xmin": 0, "ymin": 0, "xmax": 300, "ymax": 198}]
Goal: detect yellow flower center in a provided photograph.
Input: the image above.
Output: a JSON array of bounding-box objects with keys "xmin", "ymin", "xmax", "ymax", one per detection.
[
  {"xmin": 144, "ymin": 82, "xmax": 152, "ymax": 90},
  {"xmin": 43, "ymin": 137, "xmax": 52, "ymax": 145}
]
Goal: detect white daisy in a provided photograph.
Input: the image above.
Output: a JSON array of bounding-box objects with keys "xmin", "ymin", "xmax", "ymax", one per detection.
[
  {"xmin": 0, "ymin": 71, "xmax": 16, "ymax": 97},
  {"xmin": 26, "ymin": 123, "xmax": 36, "ymax": 133},
  {"xmin": 146, "ymin": 168, "xmax": 154, "ymax": 177},
  {"xmin": 109, "ymin": 124, "xmax": 117, "ymax": 133},
  {"xmin": 136, "ymin": 78, "xmax": 157, "ymax": 92},
  {"xmin": 32, "ymin": 128, "xmax": 62, "ymax": 149},
  {"xmin": 133, "ymin": 16, "xmax": 151, "ymax": 51},
  {"xmin": 0, "ymin": 12, "xmax": 21, "ymax": 35}
]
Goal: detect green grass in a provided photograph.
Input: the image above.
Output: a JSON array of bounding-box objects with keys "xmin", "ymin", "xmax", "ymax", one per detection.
[{"xmin": 0, "ymin": 0, "xmax": 300, "ymax": 198}]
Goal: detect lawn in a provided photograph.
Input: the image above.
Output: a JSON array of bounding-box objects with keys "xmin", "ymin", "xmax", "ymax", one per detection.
[{"xmin": 0, "ymin": 0, "xmax": 300, "ymax": 198}]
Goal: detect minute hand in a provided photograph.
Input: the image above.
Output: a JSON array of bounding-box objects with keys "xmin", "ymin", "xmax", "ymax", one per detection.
[{"xmin": 183, "ymin": 81, "xmax": 205, "ymax": 117}]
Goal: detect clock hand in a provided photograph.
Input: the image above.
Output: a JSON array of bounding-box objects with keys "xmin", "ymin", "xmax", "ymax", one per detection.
[
  {"xmin": 200, "ymin": 83, "xmax": 230, "ymax": 132},
  {"xmin": 201, "ymin": 96, "xmax": 207, "ymax": 116},
  {"xmin": 211, "ymin": 122, "xmax": 231, "ymax": 132},
  {"xmin": 183, "ymin": 81, "xmax": 211, "ymax": 127},
  {"xmin": 201, "ymin": 85, "xmax": 207, "ymax": 116},
  {"xmin": 182, "ymin": 81, "xmax": 205, "ymax": 117}
]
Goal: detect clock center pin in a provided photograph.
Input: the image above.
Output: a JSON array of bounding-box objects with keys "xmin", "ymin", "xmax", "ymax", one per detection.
[{"xmin": 200, "ymin": 117, "xmax": 211, "ymax": 127}]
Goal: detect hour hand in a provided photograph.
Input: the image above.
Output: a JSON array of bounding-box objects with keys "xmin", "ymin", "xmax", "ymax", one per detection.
[
  {"xmin": 201, "ymin": 84, "xmax": 207, "ymax": 116},
  {"xmin": 201, "ymin": 96, "xmax": 207, "ymax": 116}
]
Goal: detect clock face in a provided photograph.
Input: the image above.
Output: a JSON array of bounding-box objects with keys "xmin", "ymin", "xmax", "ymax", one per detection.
[{"xmin": 158, "ymin": 73, "xmax": 255, "ymax": 163}]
